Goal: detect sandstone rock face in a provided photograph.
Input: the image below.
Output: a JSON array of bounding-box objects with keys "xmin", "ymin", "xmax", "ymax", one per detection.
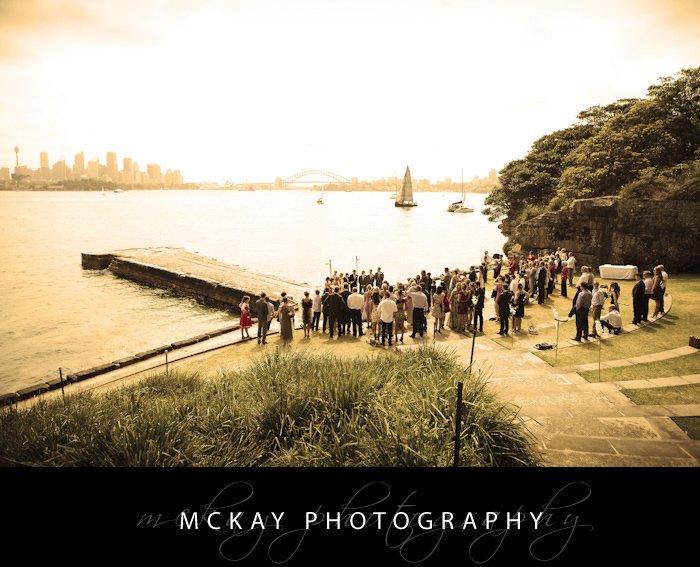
[{"xmin": 507, "ymin": 196, "xmax": 700, "ymax": 272}]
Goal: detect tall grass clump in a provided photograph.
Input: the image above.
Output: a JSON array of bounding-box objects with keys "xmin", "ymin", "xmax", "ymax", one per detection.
[{"xmin": 0, "ymin": 346, "xmax": 537, "ymax": 467}]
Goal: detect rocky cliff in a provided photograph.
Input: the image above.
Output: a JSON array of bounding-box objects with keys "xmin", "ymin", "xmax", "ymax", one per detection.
[{"xmin": 505, "ymin": 196, "xmax": 700, "ymax": 272}]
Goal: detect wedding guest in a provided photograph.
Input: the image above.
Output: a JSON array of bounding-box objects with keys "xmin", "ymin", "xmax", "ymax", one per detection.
[
  {"xmin": 537, "ymin": 262, "xmax": 547, "ymax": 304},
  {"xmin": 642, "ymin": 270, "xmax": 653, "ymax": 322},
  {"xmin": 632, "ymin": 273, "xmax": 646, "ymax": 325},
  {"xmin": 277, "ymin": 297, "xmax": 294, "ymax": 345},
  {"xmin": 370, "ymin": 292, "xmax": 381, "ymax": 341},
  {"xmin": 566, "ymin": 253, "xmax": 577, "ymax": 286},
  {"xmin": 658, "ymin": 264, "xmax": 669, "ymax": 314},
  {"xmin": 301, "ymin": 291, "xmax": 313, "ymax": 339},
  {"xmin": 321, "ymin": 288, "xmax": 330, "ymax": 333},
  {"xmin": 572, "ymin": 284, "xmax": 592, "ymax": 341},
  {"xmin": 609, "ymin": 281, "xmax": 621, "ymax": 310},
  {"xmin": 363, "ymin": 285, "xmax": 373, "ymax": 330},
  {"xmin": 442, "ymin": 267, "xmax": 452, "ymax": 291},
  {"xmin": 239, "ymin": 296, "xmax": 252, "ymax": 339},
  {"xmin": 432, "ymin": 285, "xmax": 446, "ymax": 333},
  {"xmin": 378, "ymin": 291, "xmax": 397, "ymax": 346},
  {"xmin": 340, "ymin": 284, "xmax": 351, "ymax": 336},
  {"xmin": 651, "ymin": 266, "xmax": 663, "ymax": 318},
  {"xmin": 512, "ymin": 283, "xmax": 526, "ymax": 333},
  {"xmin": 590, "ymin": 282, "xmax": 605, "ymax": 337},
  {"xmin": 600, "ymin": 305, "xmax": 622, "ymax": 334},
  {"xmin": 326, "ymin": 287, "xmax": 345, "ymax": 338},
  {"xmin": 347, "ymin": 287, "xmax": 365, "ymax": 337},
  {"xmin": 395, "ymin": 289, "xmax": 407, "ymax": 343},
  {"xmin": 312, "ymin": 289, "xmax": 322, "ymax": 331},
  {"xmin": 497, "ymin": 285, "xmax": 514, "ymax": 335},
  {"xmin": 255, "ymin": 292, "xmax": 269, "ymax": 345},
  {"xmin": 375, "ymin": 267, "xmax": 385, "ymax": 287},
  {"xmin": 473, "ymin": 281, "xmax": 485, "ymax": 333},
  {"xmin": 560, "ymin": 263, "xmax": 568, "ymax": 298},
  {"xmin": 408, "ymin": 285, "xmax": 428, "ymax": 338}
]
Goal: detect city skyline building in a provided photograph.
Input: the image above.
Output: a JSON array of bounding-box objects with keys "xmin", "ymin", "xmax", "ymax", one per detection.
[
  {"xmin": 2, "ymin": 147, "xmax": 184, "ymax": 185},
  {"xmin": 106, "ymin": 151, "xmax": 118, "ymax": 183},
  {"xmin": 73, "ymin": 151, "xmax": 85, "ymax": 178},
  {"xmin": 39, "ymin": 152, "xmax": 49, "ymax": 180}
]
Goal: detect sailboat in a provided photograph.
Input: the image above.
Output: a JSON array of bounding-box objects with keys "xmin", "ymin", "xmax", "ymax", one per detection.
[
  {"xmin": 394, "ymin": 166, "xmax": 417, "ymax": 207},
  {"xmin": 447, "ymin": 169, "xmax": 474, "ymax": 213},
  {"xmin": 316, "ymin": 186, "xmax": 324, "ymax": 204}
]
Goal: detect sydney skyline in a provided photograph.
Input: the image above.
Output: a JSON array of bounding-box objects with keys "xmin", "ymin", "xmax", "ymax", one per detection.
[{"xmin": 1, "ymin": 0, "xmax": 699, "ymax": 183}]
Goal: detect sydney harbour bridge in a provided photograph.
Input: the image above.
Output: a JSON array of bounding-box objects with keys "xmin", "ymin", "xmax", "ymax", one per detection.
[{"xmin": 234, "ymin": 170, "xmax": 353, "ymax": 187}]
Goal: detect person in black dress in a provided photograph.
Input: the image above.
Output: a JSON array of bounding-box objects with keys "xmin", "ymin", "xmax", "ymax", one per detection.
[
  {"xmin": 632, "ymin": 273, "xmax": 646, "ymax": 325},
  {"xmin": 301, "ymin": 291, "xmax": 313, "ymax": 338}
]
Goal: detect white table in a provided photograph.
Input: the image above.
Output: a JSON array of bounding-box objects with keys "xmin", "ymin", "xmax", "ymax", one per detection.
[{"xmin": 598, "ymin": 264, "xmax": 638, "ymax": 280}]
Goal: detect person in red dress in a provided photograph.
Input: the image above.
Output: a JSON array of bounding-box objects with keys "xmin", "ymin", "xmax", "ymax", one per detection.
[{"xmin": 239, "ymin": 295, "xmax": 252, "ymax": 339}]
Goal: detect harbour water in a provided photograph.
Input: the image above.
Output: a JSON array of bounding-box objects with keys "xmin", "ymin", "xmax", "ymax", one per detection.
[{"xmin": 0, "ymin": 190, "xmax": 505, "ymax": 391}]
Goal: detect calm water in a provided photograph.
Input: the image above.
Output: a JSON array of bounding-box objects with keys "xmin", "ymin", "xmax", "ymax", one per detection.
[{"xmin": 0, "ymin": 190, "xmax": 505, "ymax": 391}]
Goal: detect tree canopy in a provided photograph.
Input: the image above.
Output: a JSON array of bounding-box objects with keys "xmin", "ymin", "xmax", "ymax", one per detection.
[{"xmin": 484, "ymin": 67, "xmax": 700, "ymax": 228}]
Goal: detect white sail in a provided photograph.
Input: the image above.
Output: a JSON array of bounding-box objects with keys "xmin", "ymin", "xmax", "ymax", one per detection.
[{"xmin": 396, "ymin": 166, "xmax": 413, "ymax": 203}]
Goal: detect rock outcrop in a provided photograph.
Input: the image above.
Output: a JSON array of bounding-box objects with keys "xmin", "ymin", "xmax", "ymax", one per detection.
[{"xmin": 506, "ymin": 196, "xmax": 700, "ymax": 272}]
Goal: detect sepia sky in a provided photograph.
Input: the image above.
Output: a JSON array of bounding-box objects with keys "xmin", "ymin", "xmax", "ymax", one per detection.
[{"xmin": 1, "ymin": 0, "xmax": 699, "ymax": 183}]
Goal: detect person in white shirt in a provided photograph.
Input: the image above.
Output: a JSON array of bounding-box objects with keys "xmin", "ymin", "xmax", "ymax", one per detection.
[
  {"xmin": 577, "ymin": 266, "xmax": 595, "ymax": 288},
  {"xmin": 566, "ymin": 254, "xmax": 576, "ymax": 286},
  {"xmin": 658, "ymin": 264, "xmax": 669, "ymax": 315},
  {"xmin": 600, "ymin": 305, "xmax": 622, "ymax": 334},
  {"xmin": 346, "ymin": 287, "xmax": 366, "ymax": 337},
  {"xmin": 378, "ymin": 291, "xmax": 398, "ymax": 346},
  {"xmin": 590, "ymin": 282, "xmax": 606, "ymax": 337},
  {"xmin": 408, "ymin": 285, "xmax": 428, "ymax": 338},
  {"xmin": 509, "ymin": 276, "xmax": 519, "ymax": 293},
  {"xmin": 311, "ymin": 289, "xmax": 322, "ymax": 331}
]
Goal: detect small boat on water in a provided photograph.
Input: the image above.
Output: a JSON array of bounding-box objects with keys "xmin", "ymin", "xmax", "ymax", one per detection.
[
  {"xmin": 394, "ymin": 166, "xmax": 417, "ymax": 207},
  {"xmin": 113, "ymin": 187, "xmax": 124, "ymax": 193},
  {"xmin": 316, "ymin": 186, "xmax": 324, "ymax": 204},
  {"xmin": 447, "ymin": 169, "xmax": 473, "ymax": 213}
]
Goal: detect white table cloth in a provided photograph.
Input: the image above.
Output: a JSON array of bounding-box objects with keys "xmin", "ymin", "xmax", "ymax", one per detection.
[{"xmin": 598, "ymin": 264, "xmax": 638, "ymax": 280}]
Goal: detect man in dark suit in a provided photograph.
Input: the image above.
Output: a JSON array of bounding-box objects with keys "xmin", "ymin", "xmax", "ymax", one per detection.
[
  {"xmin": 255, "ymin": 292, "xmax": 269, "ymax": 345},
  {"xmin": 340, "ymin": 284, "xmax": 351, "ymax": 336},
  {"xmin": 361, "ymin": 271, "xmax": 371, "ymax": 290},
  {"xmin": 348, "ymin": 270, "xmax": 357, "ymax": 291},
  {"xmin": 632, "ymin": 273, "xmax": 646, "ymax": 325},
  {"xmin": 573, "ymin": 283, "xmax": 592, "ymax": 341},
  {"xmin": 375, "ymin": 267, "xmax": 384, "ymax": 288},
  {"xmin": 537, "ymin": 262, "xmax": 547, "ymax": 304},
  {"xmin": 473, "ymin": 282, "xmax": 485, "ymax": 332},
  {"xmin": 421, "ymin": 270, "xmax": 431, "ymax": 308},
  {"xmin": 326, "ymin": 287, "xmax": 345, "ymax": 338},
  {"xmin": 497, "ymin": 287, "xmax": 514, "ymax": 335}
]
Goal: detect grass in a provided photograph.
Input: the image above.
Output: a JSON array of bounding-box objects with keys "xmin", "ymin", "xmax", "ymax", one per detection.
[
  {"xmin": 535, "ymin": 273, "xmax": 700, "ymax": 367},
  {"xmin": 0, "ymin": 346, "xmax": 537, "ymax": 467},
  {"xmin": 671, "ymin": 417, "xmax": 700, "ymax": 440},
  {"xmin": 621, "ymin": 383, "xmax": 700, "ymax": 406},
  {"xmin": 580, "ymin": 352, "xmax": 700, "ymax": 383}
]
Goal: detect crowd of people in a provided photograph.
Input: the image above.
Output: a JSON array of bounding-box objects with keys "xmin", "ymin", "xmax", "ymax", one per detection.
[{"xmin": 236, "ymin": 249, "xmax": 669, "ymax": 347}]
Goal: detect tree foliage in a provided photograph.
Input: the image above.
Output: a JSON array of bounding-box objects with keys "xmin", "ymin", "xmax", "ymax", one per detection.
[{"xmin": 484, "ymin": 67, "xmax": 700, "ymax": 228}]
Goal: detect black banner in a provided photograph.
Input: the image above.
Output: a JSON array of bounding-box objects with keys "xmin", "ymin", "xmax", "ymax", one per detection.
[{"xmin": 1, "ymin": 467, "xmax": 694, "ymax": 564}]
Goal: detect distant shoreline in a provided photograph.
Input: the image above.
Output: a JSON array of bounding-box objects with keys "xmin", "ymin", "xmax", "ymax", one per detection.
[{"xmin": 0, "ymin": 186, "xmax": 493, "ymax": 194}]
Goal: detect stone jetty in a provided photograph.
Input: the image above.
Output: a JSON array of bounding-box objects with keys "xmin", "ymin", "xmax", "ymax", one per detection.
[
  {"xmin": 81, "ymin": 246, "xmax": 309, "ymax": 309},
  {"xmin": 0, "ymin": 248, "xmax": 311, "ymax": 406}
]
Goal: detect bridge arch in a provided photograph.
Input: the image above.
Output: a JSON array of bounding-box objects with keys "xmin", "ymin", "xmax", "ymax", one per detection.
[{"xmin": 282, "ymin": 170, "xmax": 351, "ymax": 184}]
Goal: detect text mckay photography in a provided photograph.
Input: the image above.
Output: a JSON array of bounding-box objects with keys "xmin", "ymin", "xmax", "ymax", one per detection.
[{"xmin": 137, "ymin": 479, "xmax": 594, "ymax": 563}]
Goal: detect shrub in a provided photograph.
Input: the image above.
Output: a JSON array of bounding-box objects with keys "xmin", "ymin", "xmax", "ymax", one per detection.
[{"xmin": 0, "ymin": 347, "xmax": 537, "ymax": 467}]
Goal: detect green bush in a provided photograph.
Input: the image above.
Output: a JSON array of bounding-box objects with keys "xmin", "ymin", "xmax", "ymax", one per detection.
[{"xmin": 0, "ymin": 346, "xmax": 537, "ymax": 467}]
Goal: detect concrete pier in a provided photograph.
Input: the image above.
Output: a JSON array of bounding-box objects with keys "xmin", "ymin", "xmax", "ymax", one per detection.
[{"xmin": 81, "ymin": 246, "xmax": 309, "ymax": 310}]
